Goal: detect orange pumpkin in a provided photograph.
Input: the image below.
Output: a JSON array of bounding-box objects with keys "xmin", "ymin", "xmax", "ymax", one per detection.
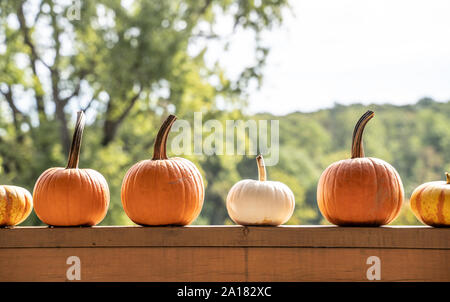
[
  {"xmin": 0, "ymin": 185, "xmax": 33, "ymax": 226},
  {"xmin": 33, "ymin": 111, "xmax": 109, "ymax": 226},
  {"xmin": 410, "ymin": 172, "xmax": 450, "ymax": 227},
  {"xmin": 121, "ymin": 114, "xmax": 204, "ymax": 226},
  {"xmin": 317, "ymin": 110, "xmax": 404, "ymax": 226}
]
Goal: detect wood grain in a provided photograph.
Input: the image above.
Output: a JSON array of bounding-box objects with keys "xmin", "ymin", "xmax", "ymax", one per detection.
[
  {"xmin": 0, "ymin": 247, "xmax": 247, "ymax": 282},
  {"xmin": 0, "ymin": 247, "xmax": 448, "ymax": 281},
  {"xmin": 0, "ymin": 226, "xmax": 449, "ymax": 282},
  {"xmin": 247, "ymin": 248, "xmax": 450, "ymax": 282},
  {"xmin": 0, "ymin": 225, "xmax": 448, "ymax": 249}
]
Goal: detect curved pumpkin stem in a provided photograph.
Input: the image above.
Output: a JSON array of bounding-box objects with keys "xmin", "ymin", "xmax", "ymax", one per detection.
[
  {"xmin": 152, "ymin": 114, "xmax": 177, "ymax": 160},
  {"xmin": 256, "ymin": 154, "xmax": 266, "ymax": 181},
  {"xmin": 66, "ymin": 111, "xmax": 86, "ymax": 169},
  {"xmin": 446, "ymin": 172, "xmax": 449, "ymax": 184},
  {"xmin": 351, "ymin": 110, "xmax": 374, "ymax": 159}
]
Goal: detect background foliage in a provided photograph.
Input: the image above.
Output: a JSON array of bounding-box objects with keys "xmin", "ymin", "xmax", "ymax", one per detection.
[{"xmin": 0, "ymin": 0, "xmax": 448, "ymax": 226}]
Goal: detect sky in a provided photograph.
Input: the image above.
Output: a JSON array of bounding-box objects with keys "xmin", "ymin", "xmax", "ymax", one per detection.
[
  {"xmin": 6, "ymin": 0, "xmax": 450, "ymax": 117},
  {"xmin": 207, "ymin": 0, "xmax": 450, "ymax": 115}
]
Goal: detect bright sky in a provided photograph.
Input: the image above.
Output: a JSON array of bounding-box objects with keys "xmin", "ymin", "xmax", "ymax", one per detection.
[{"xmin": 209, "ymin": 0, "xmax": 450, "ymax": 115}]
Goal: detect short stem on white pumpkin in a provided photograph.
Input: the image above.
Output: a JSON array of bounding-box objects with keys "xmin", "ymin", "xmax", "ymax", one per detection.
[
  {"xmin": 152, "ymin": 114, "xmax": 177, "ymax": 160},
  {"xmin": 351, "ymin": 110, "xmax": 374, "ymax": 159},
  {"xmin": 256, "ymin": 154, "xmax": 266, "ymax": 181},
  {"xmin": 446, "ymin": 172, "xmax": 449, "ymax": 184},
  {"xmin": 66, "ymin": 111, "xmax": 86, "ymax": 169}
]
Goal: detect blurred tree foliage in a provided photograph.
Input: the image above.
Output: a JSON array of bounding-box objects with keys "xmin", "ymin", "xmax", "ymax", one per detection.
[
  {"xmin": 0, "ymin": 1, "xmax": 449, "ymax": 226},
  {"xmin": 0, "ymin": 0, "xmax": 287, "ymax": 225},
  {"xmin": 262, "ymin": 100, "xmax": 450, "ymax": 225}
]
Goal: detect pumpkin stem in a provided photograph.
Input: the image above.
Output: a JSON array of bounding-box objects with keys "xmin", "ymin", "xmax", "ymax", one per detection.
[
  {"xmin": 66, "ymin": 111, "xmax": 86, "ymax": 169},
  {"xmin": 351, "ymin": 110, "xmax": 374, "ymax": 159},
  {"xmin": 256, "ymin": 154, "xmax": 266, "ymax": 181},
  {"xmin": 152, "ymin": 114, "xmax": 177, "ymax": 160},
  {"xmin": 446, "ymin": 172, "xmax": 449, "ymax": 184}
]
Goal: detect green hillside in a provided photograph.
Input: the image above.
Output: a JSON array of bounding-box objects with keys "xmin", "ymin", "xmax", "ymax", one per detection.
[{"xmin": 245, "ymin": 99, "xmax": 450, "ymax": 225}]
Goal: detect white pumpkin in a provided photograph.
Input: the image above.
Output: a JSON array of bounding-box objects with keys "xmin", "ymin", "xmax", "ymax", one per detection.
[{"xmin": 226, "ymin": 155, "xmax": 295, "ymax": 226}]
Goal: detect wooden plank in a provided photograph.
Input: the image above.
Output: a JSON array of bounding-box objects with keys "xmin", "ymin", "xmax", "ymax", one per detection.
[
  {"xmin": 0, "ymin": 226, "xmax": 449, "ymax": 249},
  {"xmin": 247, "ymin": 248, "xmax": 450, "ymax": 282},
  {"xmin": 0, "ymin": 247, "xmax": 448, "ymax": 282},
  {"xmin": 0, "ymin": 247, "xmax": 247, "ymax": 282}
]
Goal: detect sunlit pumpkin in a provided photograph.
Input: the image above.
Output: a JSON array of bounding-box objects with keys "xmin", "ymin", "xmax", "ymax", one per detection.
[
  {"xmin": 0, "ymin": 185, "xmax": 33, "ymax": 226},
  {"xmin": 317, "ymin": 110, "xmax": 404, "ymax": 226},
  {"xmin": 33, "ymin": 111, "xmax": 110, "ymax": 226},
  {"xmin": 226, "ymin": 154, "xmax": 295, "ymax": 226},
  {"xmin": 410, "ymin": 172, "xmax": 450, "ymax": 227},
  {"xmin": 121, "ymin": 114, "xmax": 204, "ymax": 226}
]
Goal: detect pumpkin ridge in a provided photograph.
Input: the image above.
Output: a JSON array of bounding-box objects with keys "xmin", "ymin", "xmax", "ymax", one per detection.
[
  {"xmin": 122, "ymin": 162, "xmax": 136, "ymax": 216},
  {"xmin": 323, "ymin": 164, "xmax": 335, "ymax": 223},
  {"xmin": 189, "ymin": 160, "xmax": 204, "ymax": 223},
  {"xmin": 74, "ymin": 171, "xmax": 82, "ymax": 223},
  {"xmin": 91, "ymin": 169, "xmax": 108, "ymax": 224},
  {"xmin": 317, "ymin": 167, "xmax": 330, "ymax": 222},
  {"xmin": 77, "ymin": 170, "xmax": 88, "ymax": 225},
  {"xmin": 367, "ymin": 158, "xmax": 381, "ymax": 225},
  {"xmin": 33, "ymin": 168, "xmax": 52, "ymax": 199},
  {"xmin": 183, "ymin": 162, "xmax": 200, "ymax": 224},
  {"xmin": 371, "ymin": 158, "xmax": 396, "ymax": 225},
  {"xmin": 436, "ymin": 190, "xmax": 445, "ymax": 225},
  {"xmin": 22, "ymin": 190, "xmax": 33, "ymax": 224},
  {"xmin": 331, "ymin": 160, "xmax": 346, "ymax": 224},
  {"xmin": 128, "ymin": 161, "xmax": 146, "ymax": 220},
  {"xmin": 16, "ymin": 190, "xmax": 28, "ymax": 224},
  {"xmin": 33, "ymin": 168, "xmax": 53, "ymax": 223},
  {"xmin": 190, "ymin": 175, "xmax": 202, "ymax": 223},
  {"xmin": 66, "ymin": 168, "xmax": 73, "ymax": 224},
  {"xmin": 181, "ymin": 158, "xmax": 204, "ymax": 224},
  {"xmin": 381, "ymin": 163, "xmax": 394, "ymax": 225},
  {"xmin": 7, "ymin": 188, "xmax": 16, "ymax": 224},
  {"xmin": 3, "ymin": 187, "xmax": 12, "ymax": 225},
  {"xmin": 39, "ymin": 169, "xmax": 59, "ymax": 223},
  {"xmin": 15, "ymin": 188, "xmax": 28, "ymax": 225},
  {"xmin": 413, "ymin": 185, "xmax": 428, "ymax": 225},
  {"xmin": 140, "ymin": 161, "xmax": 155, "ymax": 224},
  {"xmin": 8, "ymin": 188, "xmax": 20, "ymax": 225},
  {"xmin": 171, "ymin": 160, "xmax": 186, "ymax": 225},
  {"xmin": 323, "ymin": 164, "xmax": 337, "ymax": 222},
  {"xmin": 84, "ymin": 170, "xmax": 98, "ymax": 225},
  {"xmin": 94, "ymin": 170, "xmax": 109, "ymax": 224},
  {"xmin": 386, "ymin": 161, "xmax": 401, "ymax": 224},
  {"xmin": 389, "ymin": 163, "xmax": 404, "ymax": 224}
]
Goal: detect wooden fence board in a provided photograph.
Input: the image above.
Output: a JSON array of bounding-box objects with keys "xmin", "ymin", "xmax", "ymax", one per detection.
[
  {"xmin": 0, "ymin": 226, "xmax": 448, "ymax": 249},
  {"xmin": 0, "ymin": 226, "xmax": 448, "ymax": 282}
]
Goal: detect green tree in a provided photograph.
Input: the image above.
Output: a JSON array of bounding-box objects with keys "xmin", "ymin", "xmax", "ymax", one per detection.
[{"xmin": 0, "ymin": 0, "xmax": 289, "ymax": 225}]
